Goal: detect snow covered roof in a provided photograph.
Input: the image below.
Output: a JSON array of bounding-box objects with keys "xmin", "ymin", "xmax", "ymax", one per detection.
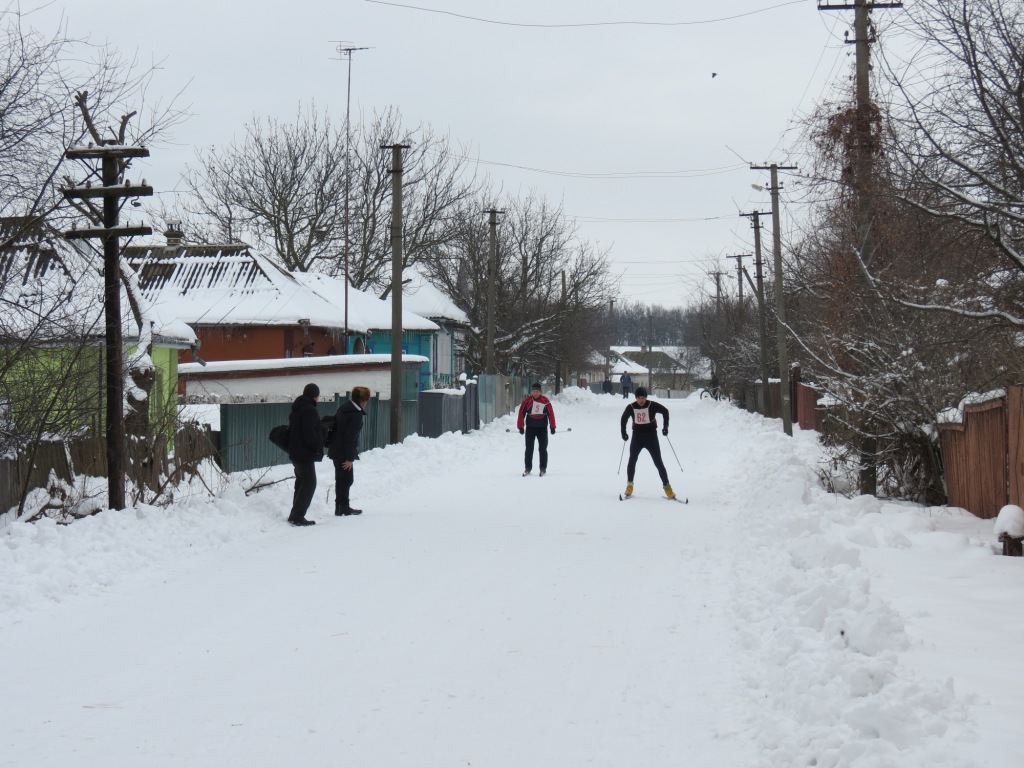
[
  {"xmin": 179, "ymin": 352, "xmax": 429, "ymax": 376},
  {"xmin": 402, "ymin": 271, "xmax": 469, "ymax": 325},
  {"xmin": 124, "ymin": 243, "xmax": 366, "ymax": 333},
  {"xmin": 1, "ymin": 217, "xmax": 195, "ymax": 348},
  {"xmin": 294, "ymin": 272, "xmax": 439, "ymax": 332}
]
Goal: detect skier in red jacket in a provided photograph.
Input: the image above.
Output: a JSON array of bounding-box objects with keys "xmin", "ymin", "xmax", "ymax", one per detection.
[{"xmin": 516, "ymin": 383, "xmax": 556, "ymax": 476}]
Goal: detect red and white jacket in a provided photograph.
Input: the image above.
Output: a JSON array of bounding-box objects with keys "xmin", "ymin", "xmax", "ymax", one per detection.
[{"xmin": 517, "ymin": 394, "xmax": 556, "ymax": 431}]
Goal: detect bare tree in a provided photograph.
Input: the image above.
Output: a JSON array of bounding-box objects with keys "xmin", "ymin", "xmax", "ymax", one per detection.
[
  {"xmin": 421, "ymin": 190, "xmax": 615, "ymax": 377},
  {"xmin": 347, "ymin": 107, "xmax": 480, "ymax": 297},
  {"xmin": 885, "ymin": 0, "xmax": 1024, "ymax": 322},
  {"xmin": 181, "ymin": 105, "xmax": 346, "ymax": 270},
  {"xmin": 0, "ymin": 5, "xmax": 186, "ymax": 228}
]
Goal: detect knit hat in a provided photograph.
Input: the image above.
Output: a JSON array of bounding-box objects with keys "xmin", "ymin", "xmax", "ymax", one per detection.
[
  {"xmin": 303, "ymin": 383, "xmax": 320, "ymax": 398},
  {"xmin": 634, "ymin": 387, "xmax": 648, "ymax": 398},
  {"xmin": 531, "ymin": 383, "xmax": 542, "ymax": 391}
]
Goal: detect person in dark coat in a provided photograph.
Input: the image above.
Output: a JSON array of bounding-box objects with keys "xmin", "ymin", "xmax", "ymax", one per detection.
[
  {"xmin": 620, "ymin": 387, "xmax": 676, "ymax": 499},
  {"xmin": 602, "ymin": 377, "xmax": 613, "ymax": 394},
  {"xmin": 516, "ymin": 383, "xmax": 556, "ymax": 476},
  {"xmin": 620, "ymin": 372, "xmax": 633, "ymax": 399},
  {"xmin": 286, "ymin": 382, "xmax": 324, "ymax": 526},
  {"xmin": 328, "ymin": 385, "xmax": 370, "ymax": 516}
]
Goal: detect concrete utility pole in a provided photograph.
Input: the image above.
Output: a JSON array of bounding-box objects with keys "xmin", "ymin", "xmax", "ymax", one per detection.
[
  {"xmin": 725, "ymin": 253, "xmax": 750, "ymax": 330},
  {"xmin": 710, "ymin": 270, "xmax": 724, "ymax": 316},
  {"xmin": 484, "ymin": 208, "xmax": 502, "ymax": 374},
  {"xmin": 751, "ymin": 163, "xmax": 797, "ymax": 436},
  {"xmin": 819, "ymin": 0, "xmax": 901, "ymax": 494},
  {"xmin": 383, "ymin": 143, "xmax": 410, "ymax": 444},
  {"xmin": 817, "ymin": 0, "xmax": 901, "ymax": 269},
  {"xmin": 333, "ymin": 43, "xmax": 370, "ymax": 352},
  {"xmin": 62, "ymin": 96, "xmax": 153, "ymax": 511},
  {"xmin": 741, "ymin": 211, "xmax": 771, "ymax": 414}
]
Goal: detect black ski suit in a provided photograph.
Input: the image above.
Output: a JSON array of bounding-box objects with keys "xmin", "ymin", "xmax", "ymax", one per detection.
[{"xmin": 620, "ymin": 399, "xmax": 671, "ymax": 485}]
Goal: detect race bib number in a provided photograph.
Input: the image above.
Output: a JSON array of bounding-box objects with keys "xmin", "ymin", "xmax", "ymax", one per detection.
[
  {"xmin": 634, "ymin": 406, "xmax": 651, "ymax": 425},
  {"xmin": 531, "ymin": 401, "xmax": 546, "ymax": 417}
]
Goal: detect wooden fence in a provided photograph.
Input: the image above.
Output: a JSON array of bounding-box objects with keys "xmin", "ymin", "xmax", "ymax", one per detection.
[
  {"xmin": 938, "ymin": 388, "xmax": 1022, "ymax": 519},
  {"xmin": 0, "ymin": 426, "xmax": 219, "ymax": 519}
]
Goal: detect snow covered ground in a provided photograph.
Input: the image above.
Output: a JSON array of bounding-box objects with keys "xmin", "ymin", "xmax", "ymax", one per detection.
[{"xmin": 2, "ymin": 389, "xmax": 1022, "ymax": 767}]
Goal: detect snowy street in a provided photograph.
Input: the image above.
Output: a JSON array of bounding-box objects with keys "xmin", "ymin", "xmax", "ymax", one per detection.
[{"xmin": 1, "ymin": 390, "xmax": 1021, "ymax": 767}]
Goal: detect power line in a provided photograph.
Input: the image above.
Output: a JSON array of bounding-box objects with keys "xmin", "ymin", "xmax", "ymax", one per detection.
[{"xmin": 364, "ymin": 0, "xmax": 807, "ymax": 28}]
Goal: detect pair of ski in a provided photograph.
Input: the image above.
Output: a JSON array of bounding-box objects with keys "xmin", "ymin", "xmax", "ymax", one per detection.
[{"xmin": 619, "ymin": 493, "xmax": 688, "ymax": 504}]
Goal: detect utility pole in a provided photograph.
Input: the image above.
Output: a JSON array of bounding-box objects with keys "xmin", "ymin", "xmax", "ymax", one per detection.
[
  {"xmin": 62, "ymin": 94, "xmax": 153, "ymax": 511},
  {"xmin": 484, "ymin": 208, "xmax": 502, "ymax": 374},
  {"xmin": 710, "ymin": 270, "xmax": 724, "ymax": 316},
  {"xmin": 741, "ymin": 210, "xmax": 771, "ymax": 415},
  {"xmin": 819, "ymin": 0, "xmax": 901, "ymax": 494},
  {"xmin": 725, "ymin": 253, "xmax": 750, "ymax": 330},
  {"xmin": 751, "ymin": 163, "xmax": 797, "ymax": 436},
  {"xmin": 383, "ymin": 142, "xmax": 410, "ymax": 444},
  {"xmin": 333, "ymin": 43, "xmax": 369, "ymax": 352},
  {"xmin": 818, "ymin": 0, "xmax": 901, "ymax": 270}
]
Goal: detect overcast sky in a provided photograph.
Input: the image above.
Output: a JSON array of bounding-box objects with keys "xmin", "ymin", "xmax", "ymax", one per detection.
[{"xmin": 29, "ymin": 0, "xmax": 892, "ymax": 308}]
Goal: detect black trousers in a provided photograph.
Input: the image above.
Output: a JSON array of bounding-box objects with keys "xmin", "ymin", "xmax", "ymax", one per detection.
[
  {"xmin": 626, "ymin": 430, "xmax": 669, "ymax": 485},
  {"xmin": 333, "ymin": 458, "xmax": 355, "ymax": 511},
  {"xmin": 290, "ymin": 460, "xmax": 317, "ymax": 521},
  {"xmin": 524, "ymin": 427, "xmax": 549, "ymax": 472}
]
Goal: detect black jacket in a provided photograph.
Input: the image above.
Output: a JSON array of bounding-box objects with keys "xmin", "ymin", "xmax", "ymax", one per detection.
[
  {"xmin": 329, "ymin": 399, "xmax": 366, "ymax": 462},
  {"xmin": 287, "ymin": 394, "xmax": 324, "ymax": 462},
  {"xmin": 621, "ymin": 399, "xmax": 670, "ymax": 438}
]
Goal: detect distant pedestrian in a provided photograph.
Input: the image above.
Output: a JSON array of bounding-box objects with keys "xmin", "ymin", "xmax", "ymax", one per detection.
[
  {"xmin": 602, "ymin": 377, "xmax": 613, "ymax": 394},
  {"xmin": 286, "ymin": 382, "xmax": 324, "ymax": 526},
  {"xmin": 517, "ymin": 382, "xmax": 556, "ymax": 476},
  {"xmin": 329, "ymin": 386, "xmax": 370, "ymax": 516},
  {"xmin": 620, "ymin": 387, "xmax": 675, "ymax": 499},
  {"xmin": 620, "ymin": 372, "xmax": 633, "ymax": 399},
  {"xmin": 302, "ymin": 341, "xmax": 315, "ymax": 357}
]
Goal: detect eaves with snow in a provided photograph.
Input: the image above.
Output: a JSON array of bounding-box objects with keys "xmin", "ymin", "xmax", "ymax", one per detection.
[{"xmin": 124, "ymin": 242, "xmax": 371, "ymax": 333}]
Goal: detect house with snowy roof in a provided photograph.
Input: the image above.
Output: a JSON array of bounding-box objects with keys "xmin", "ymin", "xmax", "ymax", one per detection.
[
  {"xmin": 399, "ymin": 271, "xmax": 469, "ymax": 388},
  {"xmin": 124, "ymin": 225, "xmax": 366, "ymax": 365},
  {"xmin": 126, "ymin": 227, "xmax": 450, "ymax": 395},
  {"xmin": 0, "ymin": 216, "xmax": 196, "ymax": 436}
]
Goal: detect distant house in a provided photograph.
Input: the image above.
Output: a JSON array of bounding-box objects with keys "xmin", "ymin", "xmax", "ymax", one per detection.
[
  {"xmin": 607, "ymin": 349, "xmax": 651, "ymax": 391},
  {"xmin": 401, "ymin": 271, "xmax": 469, "ymax": 388},
  {"xmin": 610, "ymin": 345, "xmax": 707, "ymax": 391},
  {"xmin": 293, "ymin": 272, "xmax": 441, "ymax": 391},
  {"xmin": 0, "ymin": 216, "xmax": 195, "ymax": 436},
  {"xmin": 124, "ymin": 226, "xmax": 369, "ymax": 365}
]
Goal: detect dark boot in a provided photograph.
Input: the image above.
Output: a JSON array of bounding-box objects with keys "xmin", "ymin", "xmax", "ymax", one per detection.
[
  {"xmin": 339, "ymin": 506, "xmax": 362, "ymax": 516},
  {"xmin": 288, "ymin": 518, "xmax": 316, "ymax": 527}
]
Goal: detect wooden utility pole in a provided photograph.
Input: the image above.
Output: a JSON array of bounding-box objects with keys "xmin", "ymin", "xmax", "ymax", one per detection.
[
  {"xmin": 383, "ymin": 143, "xmax": 410, "ymax": 444},
  {"xmin": 62, "ymin": 94, "xmax": 153, "ymax": 511},
  {"xmin": 484, "ymin": 208, "xmax": 502, "ymax": 374},
  {"xmin": 741, "ymin": 211, "xmax": 771, "ymax": 414},
  {"xmin": 751, "ymin": 163, "xmax": 797, "ymax": 436}
]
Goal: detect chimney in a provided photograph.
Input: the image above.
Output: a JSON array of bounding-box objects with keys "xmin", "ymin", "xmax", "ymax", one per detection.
[{"xmin": 164, "ymin": 220, "xmax": 185, "ymax": 248}]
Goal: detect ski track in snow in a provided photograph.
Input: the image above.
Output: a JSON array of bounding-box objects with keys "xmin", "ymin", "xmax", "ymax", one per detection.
[{"xmin": 0, "ymin": 389, "xmax": 1016, "ymax": 767}]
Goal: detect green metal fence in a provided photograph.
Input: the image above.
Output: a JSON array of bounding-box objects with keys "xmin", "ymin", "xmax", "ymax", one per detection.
[{"xmin": 219, "ymin": 393, "xmax": 417, "ymax": 473}]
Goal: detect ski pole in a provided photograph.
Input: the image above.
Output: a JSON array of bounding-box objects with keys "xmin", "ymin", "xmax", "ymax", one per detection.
[
  {"xmin": 617, "ymin": 439, "xmax": 626, "ymax": 474},
  {"xmin": 664, "ymin": 433, "xmax": 683, "ymax": 471}
]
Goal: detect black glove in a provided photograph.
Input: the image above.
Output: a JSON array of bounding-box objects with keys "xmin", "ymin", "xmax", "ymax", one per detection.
[
  {"xmin": 550, "ymin": 428, "xmax": 555, "ymax": 435},
  {"xmin": 519, "ymin": 428, "xmax": 524, "ymax": 435},
  {"xmin": 662, "ymin": 428, "xmax": 668, "ymax": 436},
  {"xmin": 621, "ymin": 433, "xmax": 628, "ymax": 442}
]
